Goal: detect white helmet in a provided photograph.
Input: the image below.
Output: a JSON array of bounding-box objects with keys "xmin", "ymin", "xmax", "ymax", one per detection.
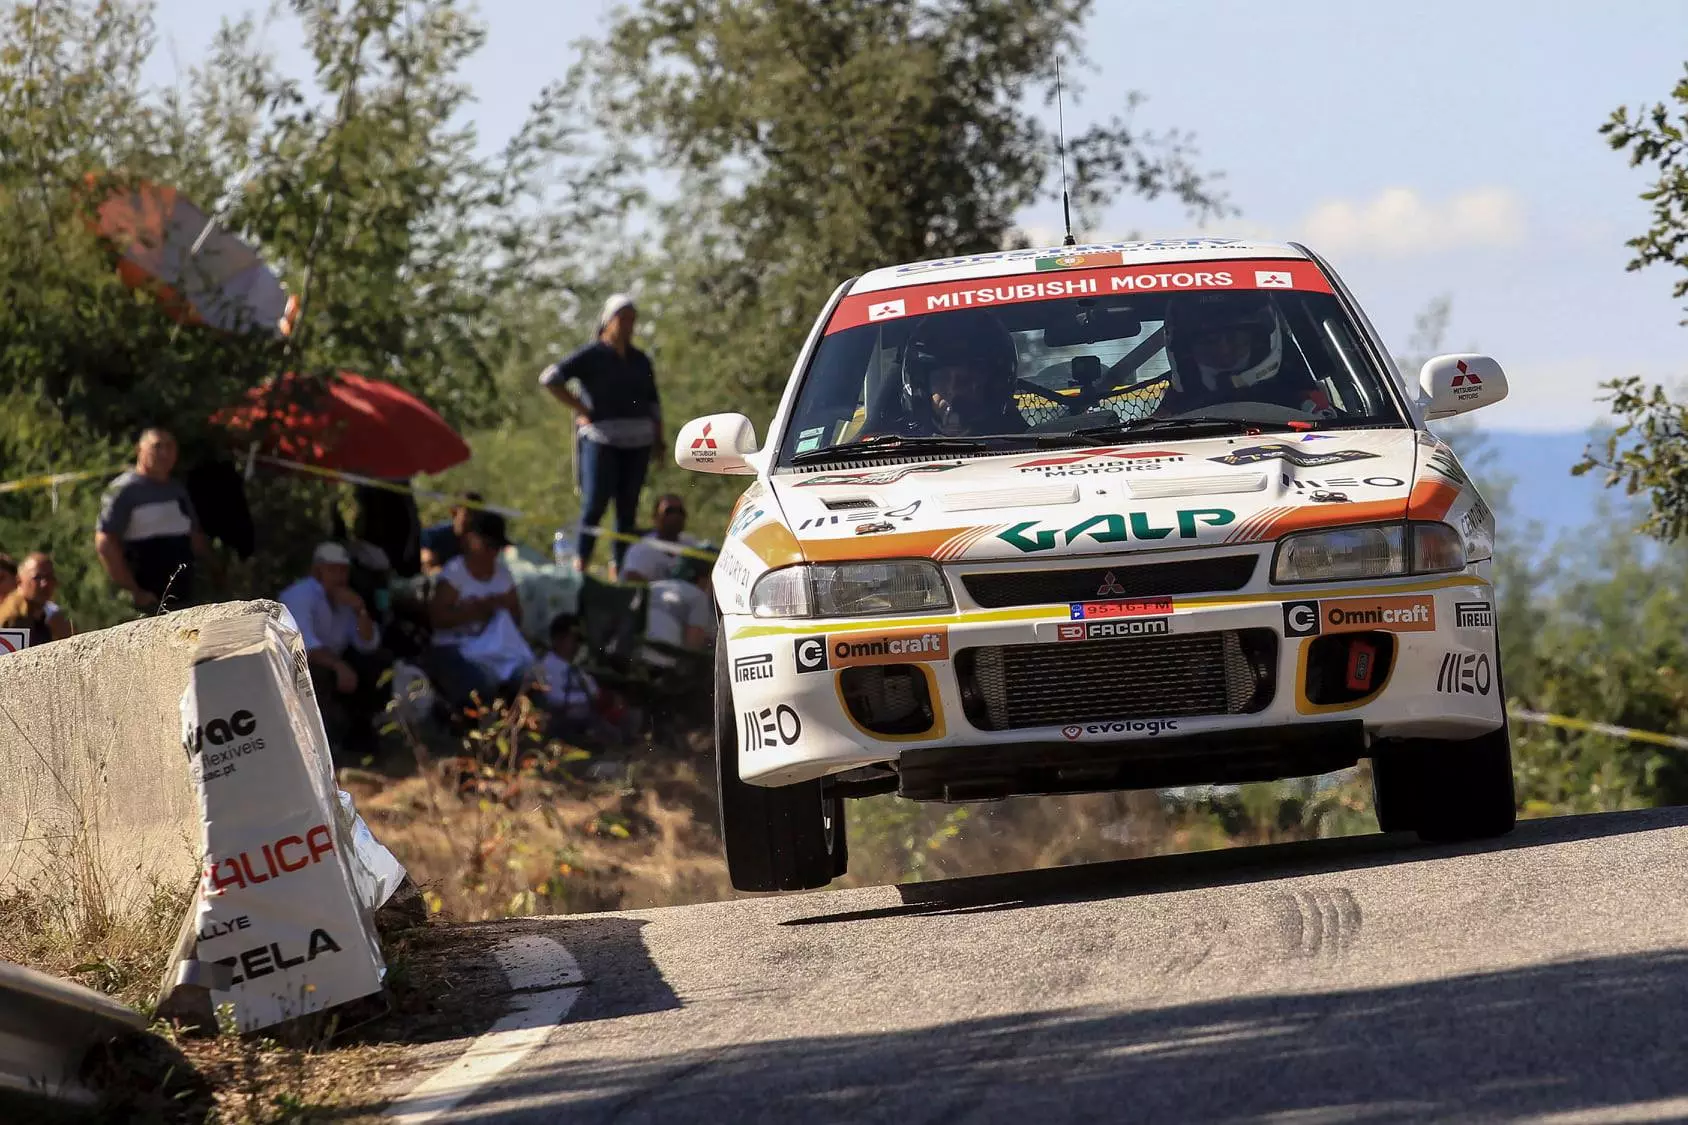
[{"xmin": 1168, "ymin": 292, "xmax": 1283, "ymax": 391}]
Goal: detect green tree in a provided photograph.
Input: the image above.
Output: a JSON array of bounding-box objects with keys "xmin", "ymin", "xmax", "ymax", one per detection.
[
  {"xmin": 0, "ymin": 0, "xmax": 623, "ymax": 618},
  {"xmin": 1576, "ymin": 65, "xmax": 1688, "ymax": 539},
  {"xmin": 552, "ymin": 0, "xmax": 1232, "ymax": 534}
]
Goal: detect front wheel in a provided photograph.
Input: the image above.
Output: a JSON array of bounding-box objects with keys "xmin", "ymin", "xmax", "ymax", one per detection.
[
  {"xmin": 1370, "ymin": 722, "xmax": 1517, "ymax": 843},
  {"xmin": 713, "ymin": 626, "xmax": 846, "ymax": 891}
]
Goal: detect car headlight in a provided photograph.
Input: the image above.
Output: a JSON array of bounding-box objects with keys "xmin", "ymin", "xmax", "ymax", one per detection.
[
  {"xmin": 1272, "ymin": 521, "xmax": 1465, "ymax": 584},
  {"xmin": 749, "ymin": 561, "xmax": 952, "ymax": 618}
]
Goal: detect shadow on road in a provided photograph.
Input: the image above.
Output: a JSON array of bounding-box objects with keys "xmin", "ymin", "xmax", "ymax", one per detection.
[
  {"xmin": 458, "ymin": 948, "xmax": 1688, "ymax": 1124},
  {"xmin": 782, "ymin": 805, "xmax": 1688, "ymax": 927}
]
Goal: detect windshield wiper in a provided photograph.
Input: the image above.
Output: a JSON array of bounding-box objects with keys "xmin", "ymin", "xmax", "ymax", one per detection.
[
  {"xmin": 1053, "ymin": 415, "xmax": 1301, "ymax": 444},
  {"xmin": 789, "ymin": 434, "xmax": 994, "ymax": 464}
]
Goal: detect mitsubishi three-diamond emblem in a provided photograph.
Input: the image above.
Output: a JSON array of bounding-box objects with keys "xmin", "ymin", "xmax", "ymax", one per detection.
[{"xmin": 1096, "ymin": 571, "xmax": 1126, "ymax": 597}]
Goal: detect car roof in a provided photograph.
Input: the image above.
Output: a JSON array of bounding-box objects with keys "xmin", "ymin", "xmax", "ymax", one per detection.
[{"xmin": 847, "ymin": 237, "xmax": 1314, "ymax": 295}]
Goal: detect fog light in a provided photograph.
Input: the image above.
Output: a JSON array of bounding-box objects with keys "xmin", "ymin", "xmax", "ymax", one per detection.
[
  {"xmin": 1345, "ymin": 639, "xmax": 1379, "ymax": 692},
  {"xmin": 840, "ymin": 665, "xmax": 935, "ymax": 736}
]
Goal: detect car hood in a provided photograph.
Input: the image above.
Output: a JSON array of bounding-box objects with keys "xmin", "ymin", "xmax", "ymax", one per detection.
[{"xmin": 767, "ymin": 429, "xmax": 1429, "ymax": 564}]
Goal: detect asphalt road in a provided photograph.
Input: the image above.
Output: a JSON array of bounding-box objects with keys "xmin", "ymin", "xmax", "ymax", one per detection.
[{"xmin": 402, "ymin": 806, "xmax": 1688, "ymax": 1124}]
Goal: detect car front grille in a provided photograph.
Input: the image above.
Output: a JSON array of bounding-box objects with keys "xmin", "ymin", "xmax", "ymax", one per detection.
[
  {"xmin": 956, "ymin": 629, "xmax": 1277, "ymax": 731},
  {"xmin": 960, "ymin": 554, "xmax": 1257, "ymax": 608}
]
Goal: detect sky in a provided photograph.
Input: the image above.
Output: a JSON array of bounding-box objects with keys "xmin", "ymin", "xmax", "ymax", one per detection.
[{"xmin": 140, "ymin": 0, "xmax": 1688, "ymax": 434}]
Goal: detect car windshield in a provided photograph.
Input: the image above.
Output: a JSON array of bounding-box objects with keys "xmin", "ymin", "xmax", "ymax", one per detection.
[{"xmin": 777, "ymin": 257, "xmax": 1407, "ymax": 465}]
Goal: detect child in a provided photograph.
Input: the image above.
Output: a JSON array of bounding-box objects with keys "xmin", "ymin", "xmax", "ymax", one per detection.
[{"xmin": 533, "ymin": 611, "xmax": 636, "ymax": 743}]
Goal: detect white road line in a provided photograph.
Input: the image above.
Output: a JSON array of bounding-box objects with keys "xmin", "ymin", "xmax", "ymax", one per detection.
[{"xmin": 384, "ymin": 935, "xmax": 585, "ymax": 1124}]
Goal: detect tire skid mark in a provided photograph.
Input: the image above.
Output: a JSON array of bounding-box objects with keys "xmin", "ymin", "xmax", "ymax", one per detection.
[{"xmin": 1271, "ymin": 886, "xmax": 1363, "ymax": 959}]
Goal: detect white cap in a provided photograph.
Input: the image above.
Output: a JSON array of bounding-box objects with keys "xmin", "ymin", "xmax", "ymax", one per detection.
[
  {"xmin": 598, "ymin": 292, "xmax": 636, "ymax": 330},
  {"xmin": 313, "ymin": 542, "xmax": 351, "ymax": 566}
]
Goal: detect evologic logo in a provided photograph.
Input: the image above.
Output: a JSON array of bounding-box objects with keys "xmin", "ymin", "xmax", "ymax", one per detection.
[
  {"xmin": 996, "ymin": 509, "xmax": 1235, "ymax": 553},
  {"xmin": 184, "ymin": 709, "xmax": 258, "ymax": 755}
]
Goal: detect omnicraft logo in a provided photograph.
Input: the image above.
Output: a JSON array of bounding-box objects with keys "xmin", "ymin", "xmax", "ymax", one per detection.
[
  {"xmin": 1322, "ymin": 596, "xmax": 1436, "ymax": 634},
  {"xmin": 829, "ymin": 627, "xmax": 950, "ymax": 668},
  {"xmin": 1284, "ymin": 596, "xmax": 1438, "ymax": 637}
]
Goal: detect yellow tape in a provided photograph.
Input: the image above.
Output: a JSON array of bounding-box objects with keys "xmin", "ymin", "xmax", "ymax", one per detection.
[
  {"xmin": 0, "ymin": 468, "xmax": 119, "ymax": 495},
  {"xmin": 256, "ymin": 456, "xmax": 527, "ymax": 518},
  {"xmin": 256, "ymin": 459, "xmax": 718, "ymax": 559},
  {"xmin": 1508, "ymin": 708, "xmax": 1688, "ymax": 751}
]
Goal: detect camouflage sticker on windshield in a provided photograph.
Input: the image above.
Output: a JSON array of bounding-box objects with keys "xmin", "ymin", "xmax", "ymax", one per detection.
[{"xmin": 1208, "ymin": 444, "xmax": 1379, "ymax": 468}]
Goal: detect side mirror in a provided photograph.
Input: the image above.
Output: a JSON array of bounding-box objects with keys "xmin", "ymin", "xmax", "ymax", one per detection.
[
  {"xmin": 674, "ymin": 413, "xmax": 760, "ymax": 475},
  {"xmin": 1418, "ymin": 353, "xmax": 1508, "ymax": 420}
]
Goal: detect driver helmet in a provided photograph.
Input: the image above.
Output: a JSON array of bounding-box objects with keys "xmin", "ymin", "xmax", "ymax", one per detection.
[
  {"xmin": 900, "ymin": 309, "xmax": 1019, "ymax": 435},
  {"xmin": 1167, "ymin": 292, "xmax": 1283, "ymax": 391}
]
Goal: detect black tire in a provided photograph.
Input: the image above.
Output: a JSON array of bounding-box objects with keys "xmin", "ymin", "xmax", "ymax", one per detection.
[
  {"xmin": 1371, "ymin": 723, "xmax": 1517, "ymax": 842},
  {"xmin": 714, "ymin": 628, "xmax": 846, "ymax": 891}
]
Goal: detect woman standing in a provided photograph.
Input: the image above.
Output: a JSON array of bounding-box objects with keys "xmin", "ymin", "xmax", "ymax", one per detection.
[{"xmin": 539, "ymin": 293, "xmax": 664, "ymax": 578}]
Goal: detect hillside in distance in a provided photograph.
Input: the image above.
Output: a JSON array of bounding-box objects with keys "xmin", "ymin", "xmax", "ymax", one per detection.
[{"xmin": 1448, "ymin": 428, "xmax": 1647, "ymax": 551}]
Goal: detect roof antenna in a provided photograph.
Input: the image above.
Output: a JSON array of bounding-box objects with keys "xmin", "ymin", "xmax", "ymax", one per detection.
[{"xmin": 1056, "ymin": 54, "xmax": 1076, "ymax": 247}]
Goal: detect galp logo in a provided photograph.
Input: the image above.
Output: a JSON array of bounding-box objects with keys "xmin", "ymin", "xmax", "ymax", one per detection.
[{"xmin": 184, "ymin": 709, "xmax": 258, "ymax": 755}]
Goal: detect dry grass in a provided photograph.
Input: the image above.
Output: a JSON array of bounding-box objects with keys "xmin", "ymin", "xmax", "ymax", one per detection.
[
  {"xmin": 345, "ymin": 742, "xmax": 739, "ymax": 922},
  {"xmin": 0, "ymin": 872, "xmax": 191, "ymax": 1012}
]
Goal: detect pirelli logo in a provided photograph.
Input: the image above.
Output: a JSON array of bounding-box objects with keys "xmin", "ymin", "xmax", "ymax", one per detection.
[{"xmin": 1455, "ymin": 601, "xmax": 1494, "ymax": 629}]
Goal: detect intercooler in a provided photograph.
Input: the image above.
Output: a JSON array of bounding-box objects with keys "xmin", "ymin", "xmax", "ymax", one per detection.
[{"xmin": 955, "ymin": 629, "xmax": 1277, "ymax": 731}]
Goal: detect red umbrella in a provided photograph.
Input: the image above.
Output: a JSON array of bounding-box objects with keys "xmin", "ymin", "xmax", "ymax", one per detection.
[{"xmin": 213, "ymin": 370, "xmax": 471, "ymax": 479}]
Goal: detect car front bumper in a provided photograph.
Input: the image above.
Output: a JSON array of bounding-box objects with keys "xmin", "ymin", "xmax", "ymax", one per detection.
[{"xmin": 723, "ymin": 570, "xmax": 1504, "ymax": 789}]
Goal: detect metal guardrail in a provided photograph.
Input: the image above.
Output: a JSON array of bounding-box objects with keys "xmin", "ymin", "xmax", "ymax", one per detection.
[{"xmin": 0, "ymin": 959, "xmax": 147, "ymax": 1110}]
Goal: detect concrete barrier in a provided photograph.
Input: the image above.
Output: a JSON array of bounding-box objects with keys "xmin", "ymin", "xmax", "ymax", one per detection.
[{"xmin": 0, "ymin": 600, "xmax": 290, "ymax": 912}]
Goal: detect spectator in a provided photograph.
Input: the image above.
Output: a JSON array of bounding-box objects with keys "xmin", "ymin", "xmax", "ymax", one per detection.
[
  {"xmin": 279, "ymin": 542, "xmax": 389, "ymax": 759},
  {"xmin": 530, "ymin": 612, "xmax": 636, "ymax": 743},
  {"xmin": 539, "ymin": 293, "xmax": 664, "ymax": 578},
  {"xmin": 0, "ymin": 555, "xmax": 18, "ymax": 602},
  {"xmin": 426, "ymin": 509, "xmax": 533, "ymax": 709},
  {"xmin": 641, "ymin": 547, "xmax": 716, "ymax": 670},
  {"xmin": 356, "ymin": 479, "xmax": 423, "ymax": 578},
  {"xmin": 0, "ymin": 553, "xmax": 74, "ymax": 646},
  {"xmin": 618, "ymin": 494, "xmax": 702, "ymax": 584},
  {"xmin": 94, "ymin": 427, "xmax": 212, "ymax": 611},
  {"xmin": 419, "ymin": 491, "xmax": 483, "ymax": 574}
]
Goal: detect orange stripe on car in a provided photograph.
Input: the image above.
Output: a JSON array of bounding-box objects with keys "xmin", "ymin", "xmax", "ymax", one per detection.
[
  {"xmin": 743, "ymin": 522, "xmax": 806, "ymax": 568},
  {"xmin": 1406, "ymin": 479, "xmax": 1460, "ymax": 521}
]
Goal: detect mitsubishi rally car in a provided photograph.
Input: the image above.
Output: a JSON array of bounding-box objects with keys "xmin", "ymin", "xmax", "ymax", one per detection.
[{"xmin": 674, "ymin": 238, "xmax": 1513, "ymax": 892}]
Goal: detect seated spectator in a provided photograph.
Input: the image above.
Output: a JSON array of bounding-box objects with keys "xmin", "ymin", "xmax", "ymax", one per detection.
[
  {"xmin": 426, "ymin": 509, "xmax": 533, "ymax": 710},
  {"xmin": 641, "ymin": 547, "xmax": 716, "ymax": 670},
  {"xmin": 0, "ymin": 553, "xmax": 74, "ymax": 646},
  {"xmin": 279, "ymin": 542, "xmax": 390, "ymax": 759},
  {"xmin": 618, "ymin": 494, "xmax": 701, "ymax": 584},
  {"xmin": 530, "ymin": 612, "xmax": 637, "ymax": 743},
  {"xmin": 419, "ymin": 491, "xmax": 484, "ymax": 574}
]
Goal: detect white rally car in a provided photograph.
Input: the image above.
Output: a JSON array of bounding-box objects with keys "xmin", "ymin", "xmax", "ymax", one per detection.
[{"xmin": 674, "ymin": 238, "xmax": 1512, "ymax": 892}]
